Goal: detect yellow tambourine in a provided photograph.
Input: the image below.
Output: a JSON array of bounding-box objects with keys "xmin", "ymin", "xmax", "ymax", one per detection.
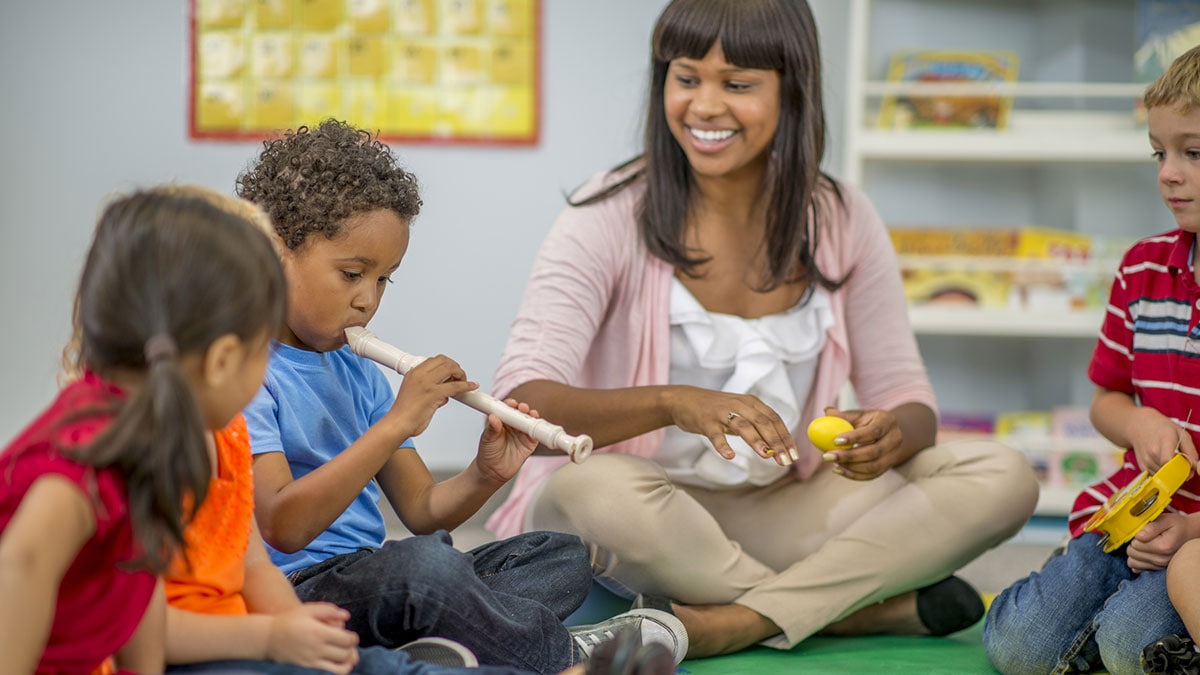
[{"xmin": 1082, "ymin": 453, "xmax": 1192, "ymax": 553}]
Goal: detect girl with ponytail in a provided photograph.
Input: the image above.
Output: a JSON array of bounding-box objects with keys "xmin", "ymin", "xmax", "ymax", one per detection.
[{"xmin": 0, "ymin": 185, "xmax": 286, "ymax": 674}]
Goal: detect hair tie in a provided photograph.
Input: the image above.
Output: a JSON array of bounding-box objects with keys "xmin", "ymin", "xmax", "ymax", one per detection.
[{"xmin": 144, "ymin": 333, "xmax": 178, "ymax": 364}]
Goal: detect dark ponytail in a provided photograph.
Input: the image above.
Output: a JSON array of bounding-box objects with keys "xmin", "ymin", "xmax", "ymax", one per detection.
[
  {"xmin": 86, "ymin": 340, "xmax": 209, "ymax": 570},
  {"xmin": 68, "ymin": 187, "xmax": 286, "ymax": 572}
]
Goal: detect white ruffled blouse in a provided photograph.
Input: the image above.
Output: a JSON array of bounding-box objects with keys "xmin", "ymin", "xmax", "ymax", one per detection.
[{"xmin": 656, "ymin": 277, "xmax": 834, "ymax": 489}]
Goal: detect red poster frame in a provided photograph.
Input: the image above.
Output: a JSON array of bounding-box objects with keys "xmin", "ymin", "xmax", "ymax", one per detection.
[{"xmin": 187, "ymin": 0, "xmax": 541, "ymax": 146}]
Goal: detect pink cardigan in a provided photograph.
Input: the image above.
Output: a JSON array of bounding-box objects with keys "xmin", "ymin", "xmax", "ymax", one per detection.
[{"xmin": 487, "ymin": 172, "xmax": 937, "ymax": 538}]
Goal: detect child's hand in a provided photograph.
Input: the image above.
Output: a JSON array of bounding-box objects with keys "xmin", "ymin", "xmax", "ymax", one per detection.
[
  {"xmin": 1127, "ymin": 407, "xmax": 1197, "ymax": 474},
  {"xmin": 386, "ymin": 355, "xmax": 478, "ymax": 440},
  {"xmin": 1127, "ymin": 512, "xmax": 1194, "ymax": 572},
  {"xmin": 266, "ymin": 602, "xmax": 360, "ymax": 673},
  {"xmin": 474, "ymin": 398, "xmax": 539, "ymax": 484}
]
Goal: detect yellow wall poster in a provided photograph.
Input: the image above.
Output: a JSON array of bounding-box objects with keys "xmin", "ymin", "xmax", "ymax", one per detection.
[{"xmin": 190, "ymin": 0, "xmax": 540, "ymax": 145}]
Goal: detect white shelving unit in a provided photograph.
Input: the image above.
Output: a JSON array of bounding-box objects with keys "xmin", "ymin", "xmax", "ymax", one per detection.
[
  {"xmin": 852, "ymin": 110, "xmax": 1149, "ymax": 164},
  {"xmin": 841, "ymin": 0, "xmax": 1159, "ymax": 516},
  {"xmin": 907, "ymin": 306, "xmax": 1103, "ymax": 338},
  {"xmin": 843, "ymin": 1, "xmax": 1155, "ymax": 182},
  {"xmin": 1035, "ymin": 486, "xmax": 1079, "ymax": 518}
]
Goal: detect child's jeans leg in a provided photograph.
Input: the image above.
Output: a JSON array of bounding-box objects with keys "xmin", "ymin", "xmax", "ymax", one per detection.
[
  {"xmin": 355, "ymin": 646, "xmax": 542, "ymax": 675},
  {"xmin": 292, "ymin": 531, "xmax": 578, "ymax": 674},
  {"xmin": 167, "ymin": 646, "xmax": 537, "ymax": 675},
  {"xmin": 468, "ymin": 530, "xmax": 593, "ymax": 622},
  {"xmin": 1091, "ymin": 566, "xmax": 1185, "ymax": 675},
  {"xmin": 982, "ymin": 532, "xmax": 1180, "ymax": 675}
]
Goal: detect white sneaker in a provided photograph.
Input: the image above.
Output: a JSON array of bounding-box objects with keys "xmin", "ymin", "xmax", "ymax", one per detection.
[
  {"xmin": 569, "ymin": 608, "xmax": 688, "ymax": 665},
  {"xmin": 395, "ymin": 636, "xmax": 479, "ymax": 667}
]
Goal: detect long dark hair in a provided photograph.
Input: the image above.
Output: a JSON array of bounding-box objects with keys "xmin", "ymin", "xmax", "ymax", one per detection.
[
  {"xmin": 573, "ymin": 0, "xmax": 846, "ymax": 295},
  {"xmin": 69, "ymin": 187, "xmax": 286, "ymax": 571}
]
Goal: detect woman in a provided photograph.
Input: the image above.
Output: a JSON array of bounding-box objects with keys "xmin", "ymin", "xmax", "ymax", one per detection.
[{"xmin": 487, "ymin": 0, "xmax": 1038, "ymax": 658}]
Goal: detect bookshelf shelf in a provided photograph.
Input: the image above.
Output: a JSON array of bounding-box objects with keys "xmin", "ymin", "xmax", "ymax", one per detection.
[
  {"xmin": 1035, "ymin": 486, "xmax": 1078, "ymax": 517},
  {"xmin": 858, "ymin": 112, "xmax": 1150, "ymax": 164},
  {"xmin": 862, "ymin": 81, "xmax": 1145, "ymax": 99},
  {"xmin": 908, "ymin": 307, "xmax": 1103, "ymax": 338}
]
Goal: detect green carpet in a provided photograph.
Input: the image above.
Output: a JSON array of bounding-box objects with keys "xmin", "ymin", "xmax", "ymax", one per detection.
[
  {"xmin": 568, "ymin": 587, "xmax": 1006, "ymax": 674},
  {"xmin": 678, "ymin": 622, "xmax": 994, "ymax": 674}
]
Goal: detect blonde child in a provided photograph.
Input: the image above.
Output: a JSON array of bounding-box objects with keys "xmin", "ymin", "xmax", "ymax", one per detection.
[
  {"xmin": 1136, "ymin": 44, "xmax": 1200, "ymax": 675},
  {"xmin": 984, "ymin": 44, "xmax": 1200, "ymax": 675},
  {"xmin": 0, "ymin": 186, "xmax": 286, "ymax": 673}
]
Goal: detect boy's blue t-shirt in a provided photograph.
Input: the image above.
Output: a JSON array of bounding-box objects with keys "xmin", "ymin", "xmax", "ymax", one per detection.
[{"xmin": 244, "ymin": 342, "xmax": 414, "ymax": 574}]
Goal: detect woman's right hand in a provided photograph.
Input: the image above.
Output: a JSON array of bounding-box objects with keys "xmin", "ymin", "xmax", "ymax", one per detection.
[
  {"xmin": 266, "ymin": 602, "xmax": 360, "ymax": 673},
  {"xmin": 385, "ymin": 355, "xmax": 479, "ymax": 440},
  {"xmin": 666, "ymin": 386, "xmax": 798, "ymax": 466}
]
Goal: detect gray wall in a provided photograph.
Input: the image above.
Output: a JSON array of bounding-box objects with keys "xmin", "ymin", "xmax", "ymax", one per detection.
[{"xmin": 0, "ymin": 1, "xmax": 848, "ymax": 470}]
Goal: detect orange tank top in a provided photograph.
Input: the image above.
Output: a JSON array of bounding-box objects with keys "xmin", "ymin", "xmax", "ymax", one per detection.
[{"xmin": 164, "ymin": 415, "xmax": 253, "ymax": 615}]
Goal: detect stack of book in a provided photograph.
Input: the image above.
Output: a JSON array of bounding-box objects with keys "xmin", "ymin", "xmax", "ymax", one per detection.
[{"xmin": 939, "ymin": 407, "xmax": 1123, "ymax": 492}]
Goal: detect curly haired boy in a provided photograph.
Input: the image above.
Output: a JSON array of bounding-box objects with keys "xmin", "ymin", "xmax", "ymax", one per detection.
[{"xmin": 236, "ymin": 119, "xmax": 688, "ymax": 674}]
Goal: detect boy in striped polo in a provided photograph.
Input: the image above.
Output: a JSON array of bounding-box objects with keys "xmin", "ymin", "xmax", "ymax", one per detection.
[{"xmin": 983, "ymin": 44, "xmax": 1200, "ymax": 675}]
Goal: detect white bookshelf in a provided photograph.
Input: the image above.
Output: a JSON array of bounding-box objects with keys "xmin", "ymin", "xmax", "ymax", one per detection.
[
  {"xmin": 908, "ymin": 306, "xmax": 1103, "ymax": 338},
  {"xmin": 1035, "ymin": 486, "xmax": 1079, "ymax": 517},
  {"xmin": 854, "ymin": 111, "xmax": 1150, "ymax": 165},
  {"xmin": 842, "ymin": 0, "xmax": 1154, "ymax": 516}
]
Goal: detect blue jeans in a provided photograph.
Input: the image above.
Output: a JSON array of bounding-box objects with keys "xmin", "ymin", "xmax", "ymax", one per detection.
[
  {"xmin": 166, "ymin": 645, "xmax": 536, "ymax": 674},
  {"xmin": 288, "ymin": 530, "xmax": 592, "ymax": 674},
  {"xmin": 982, "ymin": 532, "xmax": 1185, "ymax": 675}
]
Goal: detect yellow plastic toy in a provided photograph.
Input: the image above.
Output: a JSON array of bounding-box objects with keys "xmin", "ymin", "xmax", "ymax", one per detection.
[
  {"xmin": 1082, "ymin": 453, "xmax": 1193, "ymax": 553},
  {"xmin": 807, "ymin": 416, "xmax": 855, "ymax": 452}
]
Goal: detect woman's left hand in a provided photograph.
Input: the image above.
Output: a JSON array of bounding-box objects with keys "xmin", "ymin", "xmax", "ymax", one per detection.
[
  {"xmin": 819, "ymin": 407, "xmax": 906, "ymax": 481},
  {"xmin": 475, "ymin": 398, "xmax": 540, "ymax": 484}
]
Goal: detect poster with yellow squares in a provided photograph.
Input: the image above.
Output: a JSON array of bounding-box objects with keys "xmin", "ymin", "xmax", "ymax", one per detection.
[{"xmin": 190, "ymin": 0, "xmax": 539, "ymax": 144}]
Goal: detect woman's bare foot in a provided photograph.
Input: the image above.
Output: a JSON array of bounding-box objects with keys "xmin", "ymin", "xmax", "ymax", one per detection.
[
  {"xmin": 818, "ymin": 591, "xmax": 926, "ymax": 636},
  {"xmin": 819, "ymin": 577, "xmax": 984, "ymax": 637},
  {"xmin": 654, "ymin": 576, "xmax": 983, "ymax": 658},
  {"xmin": 671, "ymin": 602, "xmax": 782, "ymax": 658}
]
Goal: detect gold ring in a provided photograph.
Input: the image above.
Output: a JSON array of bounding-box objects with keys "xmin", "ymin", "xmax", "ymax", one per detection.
[
  {"xmin": 727, "ymin": 411, "xmax": 740, "ymax": 422},
  {"xmin": 764, "ymin": 447, "xmax": 774, "ymax": 455}
]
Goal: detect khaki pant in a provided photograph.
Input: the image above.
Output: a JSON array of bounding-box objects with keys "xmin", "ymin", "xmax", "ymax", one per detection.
[{"xmin": 529, "ymin": 440, "xmax": 1038, "ymax": 648}]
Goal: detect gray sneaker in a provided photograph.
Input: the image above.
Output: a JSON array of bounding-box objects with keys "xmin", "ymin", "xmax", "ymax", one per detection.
[
  {"xmin": 395, "ymin": 636, "xmax": 479, "ymax": 667},
  {"xmin": 569, "ymin": 608, "xmax": 688, "ymax": 665},
  {"xmin": 584, "ymin": 627, "xmax": 675, "ymax": 675}
]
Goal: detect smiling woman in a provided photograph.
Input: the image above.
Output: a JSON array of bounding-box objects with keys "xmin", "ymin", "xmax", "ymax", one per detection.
[
  {"xmin": 663, "ymin": 42, "xmax": 780, "ymax": 184},
  {"xmin": 485, "ymin": 0, "xmax": 1040, "ymax": 661}
]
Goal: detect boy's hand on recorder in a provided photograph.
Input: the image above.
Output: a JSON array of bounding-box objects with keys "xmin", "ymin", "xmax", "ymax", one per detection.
[
  {"xmin": 474, "ymin": 398, "xmax": 540, "ymax": 484},
  {"xmin": 266, "ymin": 603, "xmax": 360, "ymax": 674},
  {"xmin": 385, "ymin": 355, "xmax": 478, "ymax": 440}
]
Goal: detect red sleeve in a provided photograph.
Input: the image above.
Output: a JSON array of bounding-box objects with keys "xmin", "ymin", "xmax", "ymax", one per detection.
[{"xmin": 1088, "ymin": 251, "xmax": 1136, "ymax": 394}]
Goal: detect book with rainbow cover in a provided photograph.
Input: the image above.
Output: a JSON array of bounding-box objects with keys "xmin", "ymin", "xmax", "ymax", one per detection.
[{"xmin": 877, "ymin": 50, "xmax": 1019, "ymax": 130}]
